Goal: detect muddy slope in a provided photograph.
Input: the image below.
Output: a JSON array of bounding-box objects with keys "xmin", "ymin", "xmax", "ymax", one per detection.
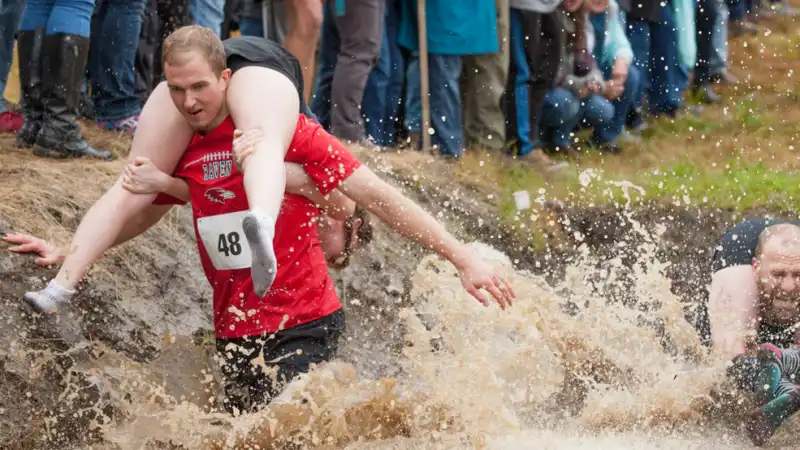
[{"xmin": 0, "ymin": 148, "xmax": 784, "ymax": 449}]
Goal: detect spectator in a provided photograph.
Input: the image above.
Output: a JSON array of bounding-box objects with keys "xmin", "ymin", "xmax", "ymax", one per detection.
[
  {"xmin": 398, "ymin": 0, "xmax": 498, "ymax": 159},
  {"xmin": 309, "ymin": 0, "xmax": 385, "ymax": 145},
  {"xmin": 460, "ymin": 0, "xmax": 510, "ymax": 152},
  {"xmin": 0, "ymin": 0, "xmax": 25, "ymax": 133},
  {"xmin": 16, "ymin": 0, "xmax": 112, "ymax": 160},
  {"xmin": 588, "ymin": 0, "xmax": 641, "ymax": 150},
  {"xmin": 313, "ymin": 0, "xmax": 407, "ymax": 148},
  {"xmin": 504, "ymin": 0, "xmax": 569, "ymax": 169},
  {"xmin": 89, "ymin": 0, "xmax": 147, "ymax": 134},
  {"xmin": 134, "ymin": 0, "xmax": 192, "ymax": 101}
]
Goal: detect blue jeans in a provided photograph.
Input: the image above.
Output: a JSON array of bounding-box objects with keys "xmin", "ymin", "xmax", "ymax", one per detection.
[
  {"xmin": 361, "ymin": 0, "xmax": 404, "ymax": 147},
  {"xmin": 405, "ymin": 54, "xmax": 463, "ymax": 158},
  {"xmin": 729, "ymin": 0, "xmax": 746, "ymax": 19},
  {"xmin": 239, "ymin": 18, "xmax": 262, "ymax": 37},
  {"xmin": 89, "ymin": 0, "xmax": 145, "ymax": 121},
  {"xmin": 540, "ymin": 88, "xmax": 613, "ymax": 149},
  {"xmin": 20, "ymin": 0, "xmax": 95, "ymax": 36},
  {"xmin": 626, "ymin": 3, "xmax": 682, "ymax": 116},
  {"xmin": 595, "ymin": 65, "xmax": 642, "ymax": 144},
  {"xmin": 0, "ymin": 0, "xmax": 26, "ymax": 112},
  {"xmin": 189, "ymin": 0, "xmax": 224, "ymax": 36},
  {"xmin": 710, "ymin": 0, "xmax": 729, "ymax": 75}
]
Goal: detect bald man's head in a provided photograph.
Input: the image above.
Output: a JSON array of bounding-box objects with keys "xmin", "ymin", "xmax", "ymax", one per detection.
[{"xmin": 754, "ymin": 223, "xmax": 800, "ymax": 325}]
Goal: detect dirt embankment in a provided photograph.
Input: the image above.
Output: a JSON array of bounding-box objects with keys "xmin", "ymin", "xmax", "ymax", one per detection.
[{"xmin": 0, "ymin": 135, "xmax": 789, "ymax": 449}]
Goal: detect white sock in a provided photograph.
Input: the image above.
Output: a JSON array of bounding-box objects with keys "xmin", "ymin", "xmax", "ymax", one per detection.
[
  {"xmin": 24, "ymin": 279, "xmax": 75, "ymax": 313},
  {"xmin": 243, "ymin": 209, "xmax": 278, "ymax": 298}
]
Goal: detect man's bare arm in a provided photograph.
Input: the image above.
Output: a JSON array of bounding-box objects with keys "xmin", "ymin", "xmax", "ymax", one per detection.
[
  {"xmin": 708, "ymin": 265, "xmax": 760, "ymax": 358},
  {"xmin": 285, "ymin": 163, "xmax": 354, "ymax": 220},
  {"xmin": 338, "ymin": 166, "xmax": 515, "ymax": 308}
]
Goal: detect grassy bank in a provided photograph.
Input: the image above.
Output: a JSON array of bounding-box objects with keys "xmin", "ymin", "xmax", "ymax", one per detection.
[{"xmin": 442, "ymin": 16, "xmax": 800, "ymax": 233}]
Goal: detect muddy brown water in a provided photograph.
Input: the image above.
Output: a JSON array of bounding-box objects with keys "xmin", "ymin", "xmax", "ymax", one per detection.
[{"xmin": 2, "ymin": 171, "xmax": 799, "ymax": 449}]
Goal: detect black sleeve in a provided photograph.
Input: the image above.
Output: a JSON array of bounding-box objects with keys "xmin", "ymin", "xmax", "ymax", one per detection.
[{"xmin": 711, "ymin": 218, "xmax": 787, "ymax": 273}]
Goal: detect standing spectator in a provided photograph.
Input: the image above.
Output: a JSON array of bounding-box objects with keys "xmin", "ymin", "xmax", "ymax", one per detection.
[
  {"xmin": 398, "ymin": 0, "xmax": 498, "ymax": 159},
  {"xmin": 0, "ymin": 0, "xmax": 26, "ymax": 133},
  {"xmin": 504, "ymin": 0, "xmax": 569, "ymax": 169},
  {"xmin": 310, "ymin": 0, "xmax": 385, "ymax": 145},
  {"xmin": 460, "ymin": 0, "xmax": 510, "ymax": 152},
  {"xmin": 89, "ymin": 0, "xmax": 147, "ymax": 134},
  {"xmin": 16, "ymin": 0, "xmax": 112, "ymax": 159},
  {"xmin": 708, "ymin": 0, "xmax": 739, "ymax": 85},
  {"xmin": 313, "ymin": 0, "xmax": 407, "ymax": 147}
]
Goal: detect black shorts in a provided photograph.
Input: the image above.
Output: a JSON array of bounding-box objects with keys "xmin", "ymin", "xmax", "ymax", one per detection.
[
  {"xmin": 696, "ymin": 218, "xmax": 800, "ymax": 348},
  {"xmin": 223, "ymin": 36, "xmax": 318, "ymax": 121},
  {"xmin": 215, "ymin": 309, "xmax": 345, "ymax": 415}
]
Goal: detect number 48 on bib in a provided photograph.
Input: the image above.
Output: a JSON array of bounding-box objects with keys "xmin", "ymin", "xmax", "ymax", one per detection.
[{"xmin": 197, "ymin": 211, "xmax": 253, "ymax": 270}]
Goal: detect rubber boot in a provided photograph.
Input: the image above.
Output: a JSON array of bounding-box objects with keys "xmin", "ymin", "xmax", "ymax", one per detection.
[
  {"xmin": 33, "ymin": 33, "xmax": 113, "ymax": 160},
  {"xmin": 15, "ymin": 28, "xmax": 45, "ymax": 148}
]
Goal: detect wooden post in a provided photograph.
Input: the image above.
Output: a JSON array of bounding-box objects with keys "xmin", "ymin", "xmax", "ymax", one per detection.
[{"xmin": 417, "ymin": 0, "xmax": 432, "ymax": 154}]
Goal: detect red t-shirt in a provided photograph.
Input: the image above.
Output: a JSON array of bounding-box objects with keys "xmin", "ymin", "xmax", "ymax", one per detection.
[{"xmin": 154, "ymin": 115, "xmax": 361, "ymax": 339}]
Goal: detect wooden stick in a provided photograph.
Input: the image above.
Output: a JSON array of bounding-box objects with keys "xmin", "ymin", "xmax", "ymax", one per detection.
[{"xmin": 417, "ymin": 0, "xmax": 432, "ymax": 153}]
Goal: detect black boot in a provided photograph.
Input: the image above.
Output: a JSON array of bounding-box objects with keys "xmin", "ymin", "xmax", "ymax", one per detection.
[
  {"xmin": 15, "ymin": 28, "xmax": 45, "ymax": 148},
  {"xmin": 33, "ymin": 33, "xmax": 113, "ymax": 160}
]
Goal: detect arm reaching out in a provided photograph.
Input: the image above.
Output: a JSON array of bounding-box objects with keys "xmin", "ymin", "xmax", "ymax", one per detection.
[{"xmin": 338, "ymin": 166, "xmax": 516, "ymax": 309}]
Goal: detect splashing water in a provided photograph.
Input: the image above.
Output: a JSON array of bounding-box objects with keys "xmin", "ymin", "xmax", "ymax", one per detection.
[{"xmin": 8, "ymin": 189, "xmax": 800, "ymax": 449}]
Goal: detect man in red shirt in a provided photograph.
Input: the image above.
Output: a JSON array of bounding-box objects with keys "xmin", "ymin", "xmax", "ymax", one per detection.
[{"xmin": 16, "ymin": 28, "xmax": 516, "ymax": 414}]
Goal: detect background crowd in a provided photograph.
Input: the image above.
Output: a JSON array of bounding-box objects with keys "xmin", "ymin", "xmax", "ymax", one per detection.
[{"xmin": 0, "ymin": 0, "xmax": 795, "ymax": 169}]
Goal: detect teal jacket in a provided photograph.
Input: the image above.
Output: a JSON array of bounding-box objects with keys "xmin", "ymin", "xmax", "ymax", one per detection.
[{"xmin": 397, "ymin": 0, "xmax": 498, "ymax": 56}]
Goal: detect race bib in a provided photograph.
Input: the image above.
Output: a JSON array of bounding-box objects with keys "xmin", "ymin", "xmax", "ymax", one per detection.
[{"xmin": 197, "ymin": 211, "xmax": 253, "ymax": 270}]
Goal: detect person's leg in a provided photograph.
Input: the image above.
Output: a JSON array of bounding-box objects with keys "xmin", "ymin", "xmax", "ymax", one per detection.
[
  {"xmin": 90, "ymin": 0, "xmax": 146, "ymax": 131},
  {"xmin": 329, "ymin": 0, "xmax": 384, "ymax": 142},
  {"xmin": 538, "ymin": 88, "xmax": 581, "ymax": 150},
  {"xmin": 595, "ymin": 64, "xmax": 641, "ymax": 145},
  {"xmin": 427, "ymin": 54, "xmax": 463, "ymax": 158},
  {"xmin": 310, "ymin": 1, "xmax": 341, "ymax": 131},
  {"xmin": 624, "ymin": 16, "xmax": 650, "ymax": 129},
  {"xmin": 362, "ymin": 2, "xmax": 393, "ymax": 145},
  {"xmin": 403, "ymin": 55, "xmax": 422, "ymax": 147},
  {"xmin": 50, "ymin": 82, "xmax": 193, "ymax": 291},
  {"xmin": 694, "ymin": 0, "xmax": 721, "ymax": 103},
  {"xmin": 647, "ymin": 4, "xmax": 681, "ymax": 116},
  {"xmin": 188, "ymin": 0, "xmax": 224, "ymax": 35},
  {"xmin": 33, "ymin": 0, "xmax": 112, "ymax": 159},
  {"xmin": 225, "ymin": 66, "xmax": 301, "ymax": 297},
  {"xmin": 283, "ymin": 0, "xmax": 324, "ymax": 103},
  {"xmin": 710, "ymin": 0, "xmax": 729, "ymax": 78},
  {"xmin": 460, "ymin": 0, "xmax": 509, "ymax": 151},
  {"xmin": 580, "ymin": 94, "xmax": 615, "ymax": 143},
  {"xmin": 0, "ymin": 0, "xmax": 26, "ymax": 133},
  {"xmin": 16, "ymin": 0, "xmax": 52, "ymax": 145},
  {"xmin": 506, "ymin": 8, "xmax": 533, "ymax": 156}
]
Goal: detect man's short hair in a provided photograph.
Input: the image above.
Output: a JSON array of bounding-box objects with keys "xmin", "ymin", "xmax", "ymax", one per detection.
[
  {"xmin": 162, "ymin": 25, "xmax": 227, "ymax": 77},
  {"xmin": 755, "ymin": 223, "xmax": 800, "ymax": 259}
]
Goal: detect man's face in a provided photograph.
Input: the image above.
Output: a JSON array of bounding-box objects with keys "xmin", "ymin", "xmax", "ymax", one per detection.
[
  {"xmin": 319, "ymin": 216, "xmax": 364, "ymax": 270},
  {"xmin": 755, "ymin": 241, "xmax": 800, "ymax": 325},
  {"xmin": 164, "ymin": 50, "xmax": 230, "ymax": 133}
]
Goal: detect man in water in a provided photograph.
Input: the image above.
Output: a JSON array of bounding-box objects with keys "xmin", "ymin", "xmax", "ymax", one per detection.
[
  {"xmin": 13, "ymin": 26, "xmax": 515, "ymax": 415},
  {"xmin": 700, "ymin": 219, "xmax": 800, "ymax": 356},
  {"xmin": 697, "ymin": 218, "xmax": 800, "ymax": 445}
]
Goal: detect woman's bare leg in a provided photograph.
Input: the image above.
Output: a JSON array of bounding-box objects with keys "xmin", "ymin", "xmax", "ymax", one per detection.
[
  {"xmin": 227, "ymin": 66, "xmax": 300, "ymax": 297},
  {"xmin": 283, "ymin": 0, "xmax": 323, "ymax": 103},
  {"xmin": 51, "ymin": 82, "xmax": 194, "ymax": 291}
]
